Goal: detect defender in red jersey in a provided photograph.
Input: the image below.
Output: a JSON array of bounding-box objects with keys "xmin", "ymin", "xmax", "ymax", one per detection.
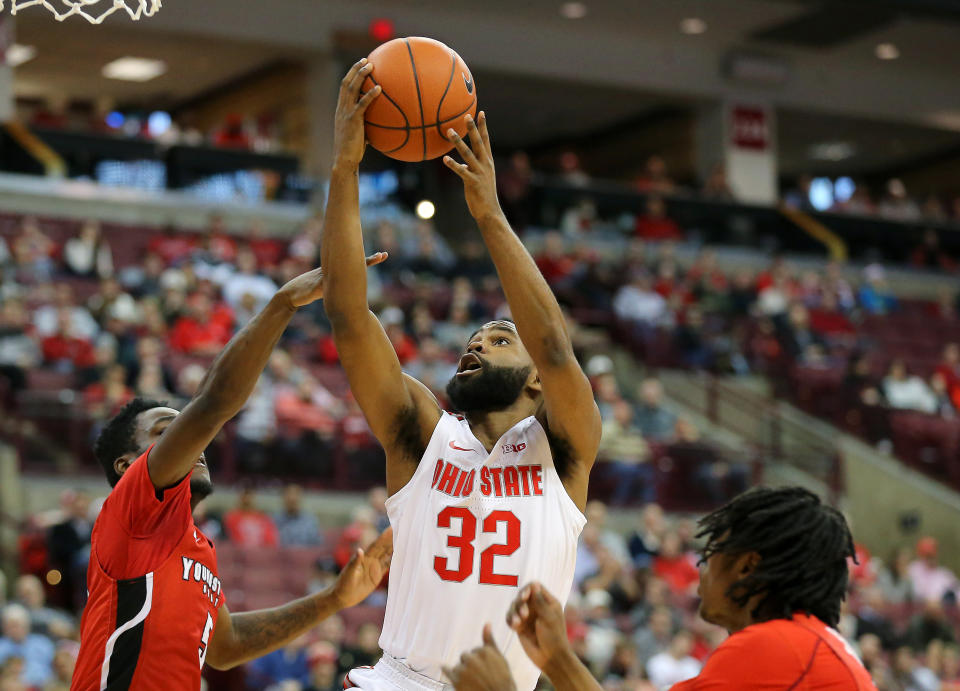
[
  {"xmin": 72, "ymin": 258, "xmax": 392, "ymax": 691},
  {"xmin": 447, "ymin": 487, "xmax": 877, "ymax": 691}
]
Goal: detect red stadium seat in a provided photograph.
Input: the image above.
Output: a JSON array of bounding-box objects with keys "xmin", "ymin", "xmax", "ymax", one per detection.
[
  {"xmin": 888, "ymin": 411, "xmax": 960, "ymax": 482},
  {"xmin": 26, "ymin": 370, "xmax": 74, "ymax": 391}
]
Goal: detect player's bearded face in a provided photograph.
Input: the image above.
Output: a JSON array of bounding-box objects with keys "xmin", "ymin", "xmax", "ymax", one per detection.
[{"xmin": 445, "ymin": 359, "xmax": 531, "ymax": 414}]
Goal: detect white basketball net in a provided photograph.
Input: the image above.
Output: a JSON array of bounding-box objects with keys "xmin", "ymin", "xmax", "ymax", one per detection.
[{"xmin": 0, "ymin": 0, "xmax": 160, "ymax": 23}]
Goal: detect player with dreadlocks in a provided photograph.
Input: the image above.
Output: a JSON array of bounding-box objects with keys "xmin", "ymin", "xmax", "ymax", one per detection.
[{"xmin": 444, "ymin": 486, "xmax": 877, "ymax": 690}]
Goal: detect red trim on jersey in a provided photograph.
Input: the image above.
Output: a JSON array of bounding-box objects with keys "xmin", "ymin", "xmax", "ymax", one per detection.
[{"xmin": 343, "ymin": 667, "xmax": 374, "ymax": 689}]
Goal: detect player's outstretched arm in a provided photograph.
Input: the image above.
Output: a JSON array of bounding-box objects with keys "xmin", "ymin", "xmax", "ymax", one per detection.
[
  {"xmin": 444, "ymin": 114, "xmax": 601, "ymax": 506},
  {"xmin": 145, "ymin": 256, "xmax": 384, "ymax": 489},
  {"xmin": 206, "ymin": 528, "xmax": 392, "ymax": 670},
  {"xmin": 322, "ymin": 59, "xmax": 440, "ymax": 493},
  {"xmin": 506, "ymin": 582, "xmax": 602, "ymax": 691}
]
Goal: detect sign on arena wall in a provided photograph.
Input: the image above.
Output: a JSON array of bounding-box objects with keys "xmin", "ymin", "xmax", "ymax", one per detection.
[
  {"xmin": 730, "ymin": 105, "xmax": 770, "ymax": 151},
  {"xmin": 722, "ymin": 101, "xmax": 777, "ymax": 205}
]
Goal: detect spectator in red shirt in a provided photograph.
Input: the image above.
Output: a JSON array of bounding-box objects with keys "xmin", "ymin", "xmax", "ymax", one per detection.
[
  {"xmin": 41, "ymin": 310, "xmax": 96, "ymax": 371},
  {"xmin": 686, "ymin": 250, "xmax": 728, "ymax": 296},
  {"xmin": 248, "ymin": 221, "xmax": 287, "ymax": 269},
  {"xmin": 935, "ymin": 343, "xmax": 960, "ymax": 407},
  {"xmin": 168, "ymin": 293, "xmax": 233, "ymax": 355},
  {"xmin": 205, "ymin": 214, "xmax": 238, "ymax": 264},
  {"xmin": 653, "ymin": 260, "xmax": 684, "ymax": 300},
  {"xmin": 808, "ymin": 293, "xmax": 856, "ymax": 337},
  {"xmin": 223, "ymin": 487, "xmax": 279, "ymax": 548},
  {"xmin": 379, "ymin": 307, "xmax": 418, "ymax": 365},
  {"xmin": 147, "ymin": 226, "xmax": 196, "ymax": 265},
  {"xmin": 315, "ymin": 327, "xmax": 340, "ymax": 365},
  {"xmin": 653, "ymin": 531, "xmax": 700, "ymax": 597},
  {"xmin": 534, "ymin": 231, "xmax": 576, "ymax": 285},
  {"xmin": 339, "ymin": 394, "xmax": 374, "ymax": 450},
  {"xmin": 635, "ymin": 155, "xmax": 676, "ymax": 196},
  {"xmin": 289, "ymin": 214, "xmax": 323, "ymax": 268},
  {"xmin": 83, "ymin": 363, "xmax": 134, "ymax": 418},
  {"xmin": 911, "ymin": 229, "xmax": 956, "ymax": 273},
  {"xmin": 274, "ymin": 374, "xmax": 340, "ymax": 440},
  {"xmin": 635, "ymin": 196, "xmax": 683, "ymax": 241},
  {"xmin": 274, "ymin": 373, "xmax": 342, "ymax": 475},
  {"xmin": 334, "ymin": 507, "xmax": 379, "ymax": 570},
  {"xmin": 754, "ymin": 258, "xmax": 791, "ymax": 295},
  {"xmin": 213, "ymin": 113, "xmax": 251, "ymax": 149}
]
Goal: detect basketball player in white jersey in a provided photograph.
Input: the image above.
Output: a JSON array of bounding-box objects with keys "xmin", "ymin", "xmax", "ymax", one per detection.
[{"xmin": 321, "ymin": 59, "xmax": 601, "ymax": 691}]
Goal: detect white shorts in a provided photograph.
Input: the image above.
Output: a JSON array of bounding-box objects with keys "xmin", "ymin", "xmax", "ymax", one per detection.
[{"xmin": 344, "ymin": 654, "xmax": 452, "ymax": 691}]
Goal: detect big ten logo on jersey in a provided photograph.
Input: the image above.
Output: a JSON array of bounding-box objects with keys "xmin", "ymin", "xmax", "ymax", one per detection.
[
  {"xmin": 181, "ymin": 557, "xmax": 223, "ymax": 607},
  {"xmin": 502, "ymin": 442, "xmax": 525, "ymax": 454},
  {"xmin": 431, "ymin": 458, "xmax": 544, "ymax": 499}
]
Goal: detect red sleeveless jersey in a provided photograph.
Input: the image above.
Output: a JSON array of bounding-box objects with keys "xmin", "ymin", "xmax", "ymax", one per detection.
[
  {"xmin": 672, "ymin": 612, "xmax": 876, "ymax": 690},
  {"xmin": 71, "ymin": 449, "xmax": 225, "ymax": 691}
]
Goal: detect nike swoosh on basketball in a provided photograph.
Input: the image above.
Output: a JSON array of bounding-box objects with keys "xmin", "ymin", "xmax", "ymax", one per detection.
[
  {"xmin": 462, "ymin": 73, "xmax": 474, "ymax": 94},
  {"xmin": 449, "ymin": 441, "xmax": 476, "ymax": 453}
]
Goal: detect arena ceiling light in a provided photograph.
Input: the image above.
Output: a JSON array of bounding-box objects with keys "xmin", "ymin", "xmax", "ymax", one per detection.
[
  {"xmin": 6, "ymin": 43, "xmax": 36, "ymax": 66},
  {"xmin": 102, "ymin": 56, "xmax": 167, "ymax": 82},
  {"xmin": 416, "ymin": 200, "xmax": 436, "ymax": 219},
  {"xmin": 875, "ymin": 43, "xmax": 900, "ymax": 60},
  {"xmin": 680, "ymin": 18, "xmax": 707, "ymax": 35},
  {"xmin": 559, "ymin": 2, "xmax": 587, "ymax": 19}
]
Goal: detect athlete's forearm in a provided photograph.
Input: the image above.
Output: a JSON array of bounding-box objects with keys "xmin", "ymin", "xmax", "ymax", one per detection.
[
  {"xmin": 477, "ymin": 212, "xmax": 574, "ymax": 366},
  {"xmin": 147, "ymin": 294, "xmax": 297, "ymax": 487},
  {"xmin": 541, "ymin": 648, "xmax": 603, "ymax": 691},
  {"xmin": 216, "ymin": 589, "xmax": 343, "ymax": 668},
  {"xmin": 321, "ymin": 163, "xmax": 370, "ymax": 326},
  {"xmin": 195, "ymin": 295, "xmax": 295, "ymax": 416}
]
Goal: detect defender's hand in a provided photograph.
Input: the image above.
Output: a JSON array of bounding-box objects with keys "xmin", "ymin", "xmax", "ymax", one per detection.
[
  {"xmin": 507, "ymin": 582, "xmax": 571, "ymax": 672},
  {"xmin": 443, "ymin": 624, "xmax": 518, "ymax": 691},
  {"xmin": 330, "ymin": 527, "xmax": 393, "ymax": 609},
  {"xmin": 333, "ymin": 58, "xmax": 381, "ymax": 169},
  {"xmin": 278, "ymin": 252, "xmax": 387, "ymax": 309},
  {"xmin": 443, "ymin": 112, "xmax": 503, "ymax": 223}
]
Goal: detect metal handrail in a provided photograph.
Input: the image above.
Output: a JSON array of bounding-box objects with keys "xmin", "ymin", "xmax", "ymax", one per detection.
[{"xmin": 668, "ymin": 371, "xmax": 844, "ymax": 502}]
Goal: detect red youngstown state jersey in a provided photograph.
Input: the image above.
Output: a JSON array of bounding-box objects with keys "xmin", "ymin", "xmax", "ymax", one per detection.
[
  {"xmin": 71, "ymin": 448, "xmax": 225, "ymax": 691},
  {"xmin": 672, "ymin": 612, "xmax": 876, "ymax": 690}
]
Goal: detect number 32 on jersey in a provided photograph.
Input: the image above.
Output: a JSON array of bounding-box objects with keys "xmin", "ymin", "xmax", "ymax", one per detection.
[{"xmin": 433, "ymin": 507, "xmax": 521, "ymax": 586}]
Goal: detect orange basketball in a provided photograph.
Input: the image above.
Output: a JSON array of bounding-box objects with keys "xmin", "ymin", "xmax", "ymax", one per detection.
[{"xmin": 363, "ymin": 37, "xmax": 478, "ymax": 163}]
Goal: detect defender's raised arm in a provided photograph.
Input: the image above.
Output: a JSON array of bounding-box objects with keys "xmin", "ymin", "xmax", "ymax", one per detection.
[{"xmin": 143, "ymin": 259, "xmax": 382, "ymax": 489}]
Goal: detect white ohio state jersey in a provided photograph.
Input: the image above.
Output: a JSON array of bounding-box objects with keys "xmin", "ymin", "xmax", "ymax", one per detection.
[{"xmin": 379, "ymin": 412, "xmax": 586, "ymax": 690}]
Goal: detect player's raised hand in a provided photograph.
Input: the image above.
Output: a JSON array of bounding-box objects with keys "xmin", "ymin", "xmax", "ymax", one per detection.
[
  {"xmin": 443, "ymin": 624, "xmax": 518, "ymax": 691},
  {"xmin": 443, "ymin": 111, "xmax": 502, "ymax": 223},
  {"xmin": 277, "ymin": 252, "xmax": 387, "ymax": 309},
  {"xmin": 507, "ymin": 582, "xmax": 571, "ymax": 671},
  {"xmin": 330, "ymin": 527, "xmax": 393, "ymax": 609},
  {"xmin": 333, "ymin": 58, "xmax": 381, "ymax": 169}
]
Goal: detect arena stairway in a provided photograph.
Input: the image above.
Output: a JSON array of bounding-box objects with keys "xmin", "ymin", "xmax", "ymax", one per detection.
[{"xmin": 659, "ymin": 369, "xmax": 960, "ymax": 574}]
